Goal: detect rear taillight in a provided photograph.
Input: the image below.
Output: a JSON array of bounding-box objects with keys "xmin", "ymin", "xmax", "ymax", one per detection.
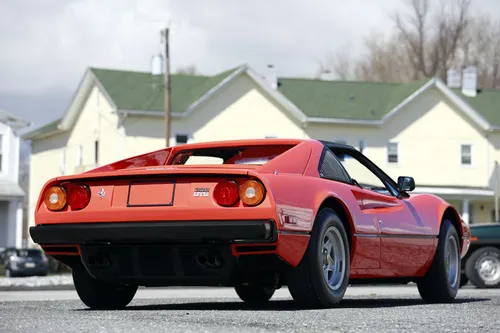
[
  {"xmin": 44, "ymin": 186, "xmax": 67, "ymax": 211},
  {"xmin": 213, "ymin": 180, "xmax": 239, "ymax": 206},
  {"xmin": 213, "ymin": 179, "xmax": 266, "ymax": 207},
  {"xmin": 239, "ymin": 180, "xmax": 265, "ymax": 206},
  {"xmin": 43, "ymin": 183, "xmax": 90, "ymax": 211},
  {"xmin": 66, "ymin": 184, "xmax": 91, "ymax": 210}
]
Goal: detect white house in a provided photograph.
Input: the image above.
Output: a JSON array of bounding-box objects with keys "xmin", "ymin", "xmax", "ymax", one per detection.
[
  {"xmin": 0, "ymin": 109, "xmax": 30, "ymax": 248},
  {"xmin": 21, "ymin": 64, "xmax": 500, "ymax": 245}
]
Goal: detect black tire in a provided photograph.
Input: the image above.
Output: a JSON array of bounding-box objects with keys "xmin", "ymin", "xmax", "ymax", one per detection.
[
  {"xmin": 417, "ymin": 220, "xmax": 461, "ymax": 303},
  {"xmin": 72, "ymin": 265, "xmax": 138, "ymax": 310},
  {"xmin": 286, "ymin": 208, "xmax": 350, "ymax": 308},
  {"xmin": 459, "ymin": 273, "xmax": 468, "ymax": 288},
  {"xmin": 465, "ymin": 247, "xmax": 500, "ymax": 288},
  {"xmin": 235, "ymin": 285, "xmax": 275, "ymax": 305}
]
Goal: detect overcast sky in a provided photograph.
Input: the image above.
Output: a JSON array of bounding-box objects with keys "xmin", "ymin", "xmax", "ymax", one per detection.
[{"xmin": 1, "ymin": 0, "xmax": 499, "ymax": 129}]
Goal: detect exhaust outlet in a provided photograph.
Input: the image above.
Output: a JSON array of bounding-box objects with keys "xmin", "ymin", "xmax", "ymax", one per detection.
[
  {"xmin": 197, "ymin": 254, "xmax": 207, "ymax": 266},
  {"xmin": 206, "ymin": 253, "xmax": 222, "ymax": 268}
]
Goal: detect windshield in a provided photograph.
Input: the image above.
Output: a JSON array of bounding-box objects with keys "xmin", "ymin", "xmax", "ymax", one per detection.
[{"xmin": 14, "ymin": 249, "xmax": 43, "ymax": 258}]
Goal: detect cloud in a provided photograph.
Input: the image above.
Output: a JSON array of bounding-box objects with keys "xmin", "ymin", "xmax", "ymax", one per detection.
[
  {"xmin": 0, "ymin": 0, "xmax": 408, "ymax": 96},
  {"xmin": 1, "ymin": 0, "xmax": 499, "ymax": 121}
]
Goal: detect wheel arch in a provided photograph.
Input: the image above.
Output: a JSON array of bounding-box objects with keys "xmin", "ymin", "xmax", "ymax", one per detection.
[
  {"xmin": 441, "ymin": 205, "xmax": 462, "ymax": 239},
  {"xmin": 316, "ymin": 195, "xmax": 354, "ymax": 251}
]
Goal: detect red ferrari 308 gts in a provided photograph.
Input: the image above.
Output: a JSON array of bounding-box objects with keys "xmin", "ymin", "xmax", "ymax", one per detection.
[{"xmin": 30, "ymin": 138, "xmax": 471, "ymax": 309}]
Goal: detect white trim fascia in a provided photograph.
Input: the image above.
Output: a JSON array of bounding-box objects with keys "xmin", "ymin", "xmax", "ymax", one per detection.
[
  {"xmin": 412, "ymin": 186, "xmax": 494, "ymax": 197},
  {"xmin": 88, "ymin": 70, "xmax": 118, "ymax": 110},
  {"xmin": 59, "ymin": 70, "xmax": 95, "ymax": 130},
  {"xmin": 117, "ymin": 109, "xmax": 175, "ymax": 117},
  {"xmin": 181, "ymin": 65, "xmax": 248, "ymax": 117},
  {"xmin": 116, "ymin": 67, "xmax": 249, "ymax": 119},
  {"xmin": 244, "ymin": 67, "xmax": 308, "ymax": 123},
  {"xmin": 118, "ymin": 65, "xmax": 310, "ymax": 125},
  {"xmin": 381, "ymin": 78, "xmax": 437, "ymax": 123},
  {"xmin": 60, "ymin": 68, "xmax": 118, "ymax": 131},
  {"xmin": 434, "ymin": 79, "xmax": 491, "ymax": 131},
  {"xmin": 307, "ymin": 117, "xmax": 382, "ymax": 126}
]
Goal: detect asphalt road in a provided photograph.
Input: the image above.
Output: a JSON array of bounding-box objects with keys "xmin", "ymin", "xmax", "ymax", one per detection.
[{"xmin": 1, "ymin": 285, "xmax": 499, "ymax": 333}]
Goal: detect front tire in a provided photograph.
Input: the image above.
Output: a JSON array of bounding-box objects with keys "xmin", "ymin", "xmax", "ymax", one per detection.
[
  {"xmin": 286, "ymin": 208, "xmax": 350, "ymax": 308},
  {"xmin": 235, "ymin": 285, "xmax": 275, "ymax": 305},
  {"xmin": 465, "ymin": 247, "xmax": 500, "ymax": 288},
  {"xmin": 417, "ymin": 220, "xmax": 461, "ymax": 303},
  {"xmin": 72, "ymin": 265, "xmax": 138, "ymax": 310}
]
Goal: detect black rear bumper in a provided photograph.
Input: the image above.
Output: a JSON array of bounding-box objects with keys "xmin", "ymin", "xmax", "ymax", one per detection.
[{"xmin": 29, "ymin": 220, "xmax": 276, "ymax": 245}]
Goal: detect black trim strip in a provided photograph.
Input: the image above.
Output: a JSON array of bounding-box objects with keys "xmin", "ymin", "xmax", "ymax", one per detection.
[
  {"xmin": 354, "ymin": 233, "xmax": 438, "ymax": 239},
  {"xmin": 277, "ymin": 230, "xmax": 310, "ymax": 236},
  {"xmin": 30, "ymin": 220, "xmax": 277, "ymax": 245}
]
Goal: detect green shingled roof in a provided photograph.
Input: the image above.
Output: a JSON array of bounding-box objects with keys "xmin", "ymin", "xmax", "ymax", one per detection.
[
  {"xmin": 452, "ymin": 88, "xmax": 500, "ymax": 126},
  {"xmin": 91, "ymin": 67, "xmax": 238, "ymax": 113},
  {"xmin": 21, "ymin": 65, "xmax": 500, "ymax": 140},
  {"xmin": 277, "ymin": 78, "xmax": 430, "ymax": 120}
]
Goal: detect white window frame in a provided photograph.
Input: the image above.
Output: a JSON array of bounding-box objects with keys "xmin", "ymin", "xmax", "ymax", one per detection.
[
  {"xmin": 387, "ymin": 142, "xmax": 399, "ymax": 165},
  {"xmin": 175, "ymin": 133, "xmax": 189, "ymax": 145},
  {"xmin": 460, "ymin": 143, "xmax": 473, "ymax": 167}
]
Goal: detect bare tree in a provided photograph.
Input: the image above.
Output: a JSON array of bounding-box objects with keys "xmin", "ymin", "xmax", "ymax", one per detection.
[{"xmin": 318, "ymin": 0, "xmax": 500, "ymax": 88}]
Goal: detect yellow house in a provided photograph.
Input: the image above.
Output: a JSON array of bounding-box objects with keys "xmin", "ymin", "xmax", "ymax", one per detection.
[{"xmin": 22, "ymin": 64, "xmax": 500, "ymax": 240}]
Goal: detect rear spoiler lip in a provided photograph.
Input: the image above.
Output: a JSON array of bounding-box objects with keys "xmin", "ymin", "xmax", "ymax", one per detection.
[{"xmin": 52, "ymin": 167, "xmax": 258, "ymax": 182}]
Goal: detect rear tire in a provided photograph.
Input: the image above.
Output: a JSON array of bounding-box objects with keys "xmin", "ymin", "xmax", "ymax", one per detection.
[
  {"xmin": 72, "ymin": 265, "xmax": 138, "ymax": 310},
  {"xmin": 465, "ymin": 247, "xmax": 500, "ymax": 288},
  {"xmin": 286, "ymin": 208, "xmax": 350, "ymax": 308},
  {"xmin": 417, "ymin": 220, "xmax": 460, "ymax": 303},
  {"xmin": 235, "ymin": 285, "xmax": 275, "ymax": 305}
]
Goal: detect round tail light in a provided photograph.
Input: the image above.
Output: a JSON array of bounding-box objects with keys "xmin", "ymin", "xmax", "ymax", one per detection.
[
  {"xmin": 213, "ymin": 180, "xmax": 239, "ymax": 206},
  {"xmin": 239, "ymin": 180, "xmax": 266, "ymax": 206},
  {"xmin": 44, "ymin": 186, "xmax": 67, "ymax": 211},
  {"xmin": 67, "ymin": 184, "xmax": 91, "ymax": 210}
]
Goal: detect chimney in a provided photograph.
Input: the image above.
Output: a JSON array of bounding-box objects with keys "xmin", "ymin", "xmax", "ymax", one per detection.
[
  {"xmin": 265, "ymin": 64, "xmax": 278, "ymax": 89},
  {"xmin": 446, "ymin": 68, "xmax": 461, "ymax": 88},
  {"xmin": 462, "ymin": 66, "xmax": 477, "ymax": 97}
]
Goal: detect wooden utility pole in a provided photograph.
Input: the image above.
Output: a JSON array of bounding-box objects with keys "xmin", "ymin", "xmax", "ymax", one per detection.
[{"xmin": 162, "ymin": 27, "xmax": 172, "ymax": 147}]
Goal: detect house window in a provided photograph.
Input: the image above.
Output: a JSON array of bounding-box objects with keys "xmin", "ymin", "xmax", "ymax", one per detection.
[
  {"xmin": 175, "ymin": 134, "xmax": 188, "ymax": 145},
  {"xmin": 461, "ymin": 144, "xmax": 472, "ymax": 165},
  {"xmin": 0, "ymin": 134, "xmax": 3, "ymax": 172},
  {"xmin": 77, "ymin": 144, "xmax": 83, "ymax": 166},
  {"xmin": 387, "ymin": 142, "xmax": 398, "ymax": 163},
  {"xmin": 94, "ymin": 140, "xmax": 99, "ymax": 165}
]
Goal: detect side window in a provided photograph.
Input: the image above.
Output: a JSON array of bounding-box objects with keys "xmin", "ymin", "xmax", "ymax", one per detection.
[
  {"xmin": 318, "ymin": 148, "xmax": 351, "ymax": 183},
  {"xmin": 341, "ymin": 152, "xmax": 394, "ymax": 196}
]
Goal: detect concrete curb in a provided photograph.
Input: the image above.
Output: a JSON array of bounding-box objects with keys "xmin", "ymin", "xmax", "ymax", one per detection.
[{"xmin": 0, "ymin": 285, "xmax": 75, "ymax": 291}]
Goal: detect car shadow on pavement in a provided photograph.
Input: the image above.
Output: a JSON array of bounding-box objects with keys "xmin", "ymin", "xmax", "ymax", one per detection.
[{"xmin": 78, "ymin": 297, "xmax": 490, "ymax": 312}]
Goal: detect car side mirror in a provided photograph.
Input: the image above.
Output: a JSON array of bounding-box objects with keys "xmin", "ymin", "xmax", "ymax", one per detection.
[{"xmin": 397, "ymin": 176, "xmax": 415, "ymax": 192}]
